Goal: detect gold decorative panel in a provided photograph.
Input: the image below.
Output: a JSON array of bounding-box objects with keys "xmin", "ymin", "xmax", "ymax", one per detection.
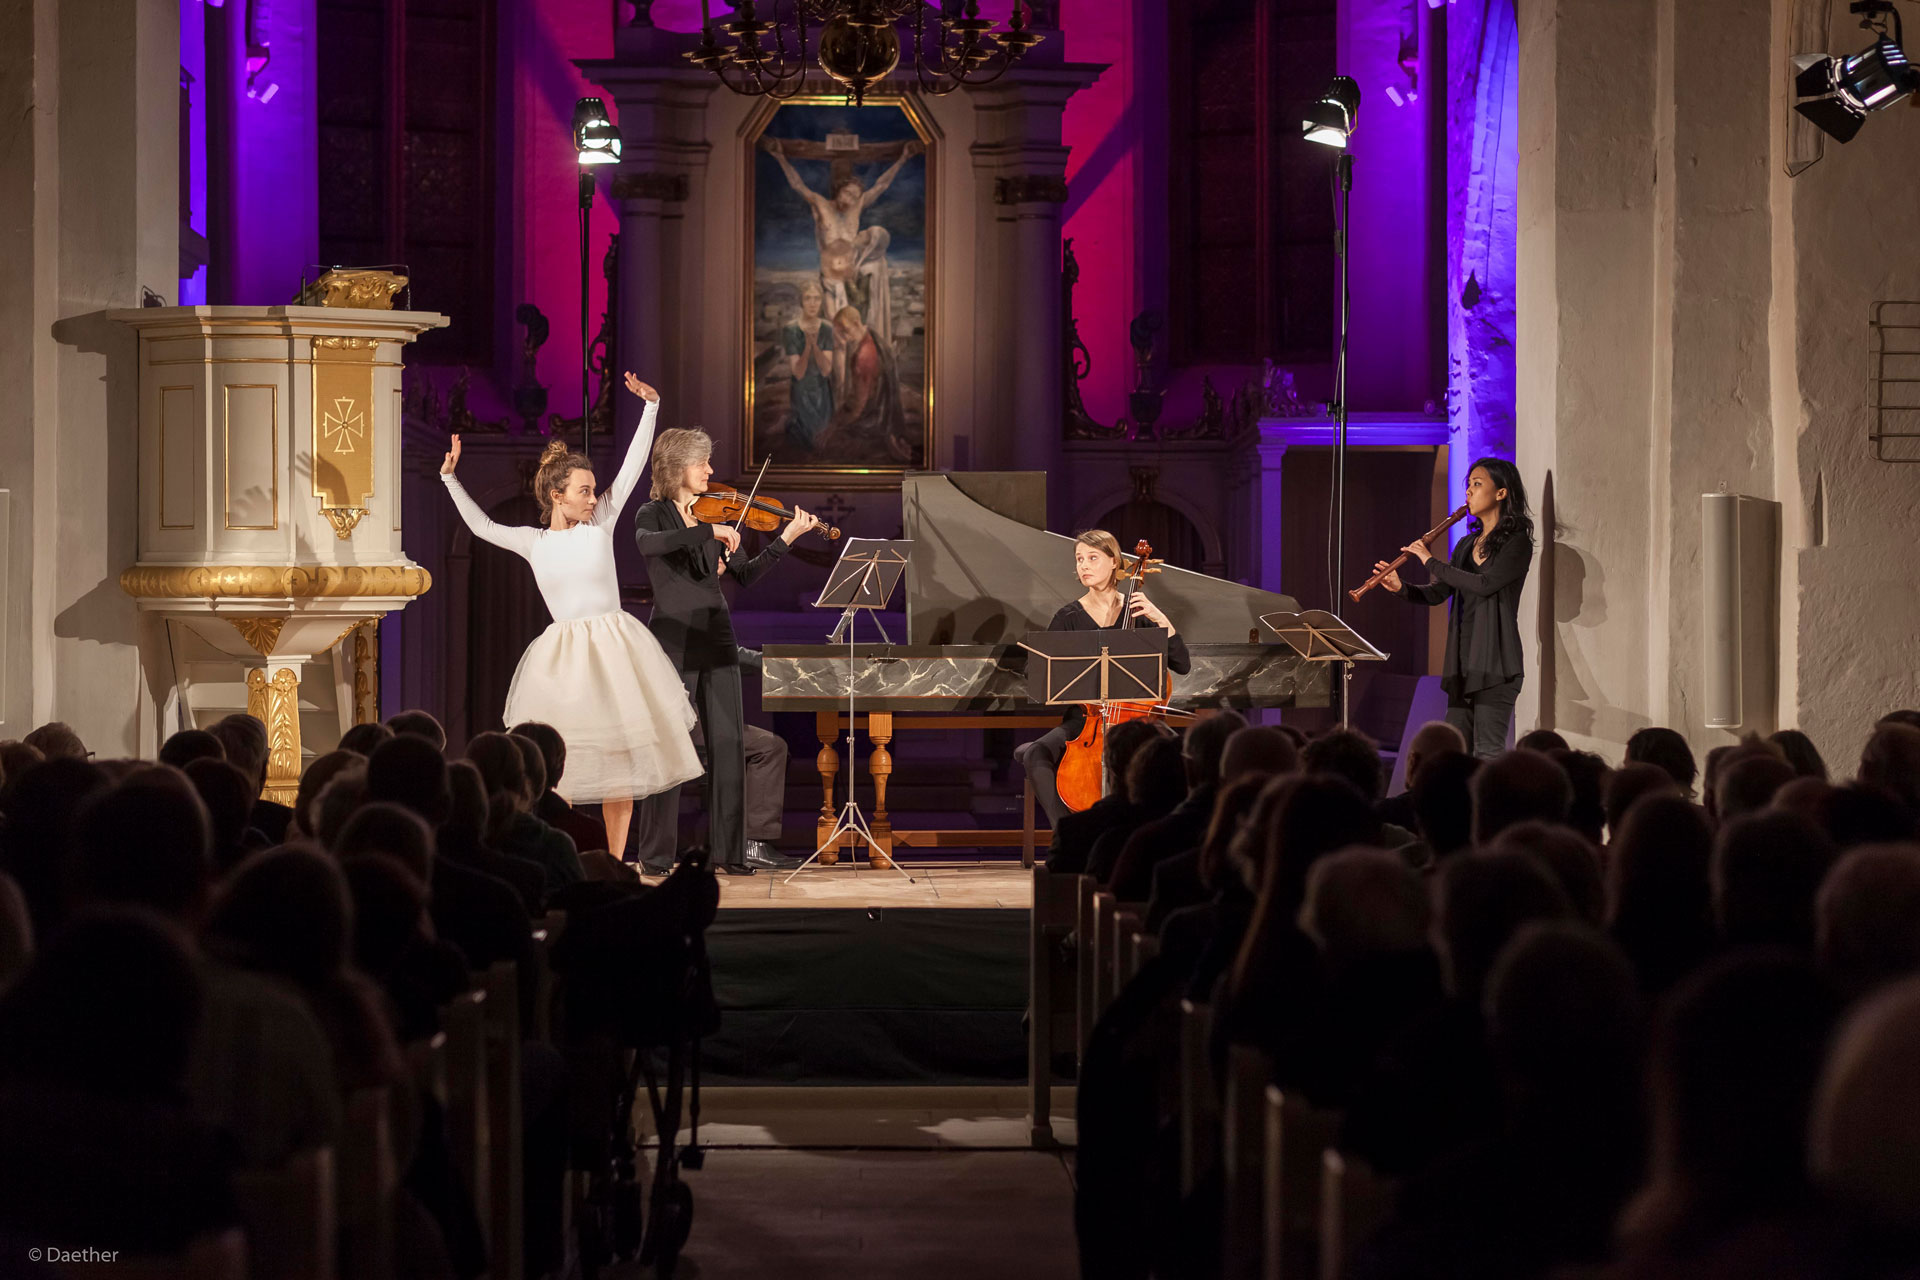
[
  {"xmin": 311, "ymin": 340, "xmax": 376, "ymax": 534},
  {"xmin": 246, "ymin": 666, "xmax": 303, "ymax": 805},
  {"xmin": 159, "ymin": 385, "xmax": 197, "ymax": 529},
  {"xmin": 223, "ymin": 384, "xmax": 279, "ymax": 530},
  {"xmin": 228, "ymin": 616, "xmax": 287, "ymax": 657},
  {"xmin": 119, "ymin": 563, "xmax": 432, "ymax": 599}
]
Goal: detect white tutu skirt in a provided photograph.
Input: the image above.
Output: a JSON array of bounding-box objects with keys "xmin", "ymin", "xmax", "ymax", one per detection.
[{"xmin": 502, "ymin": 611, "xmax": 704, "ymax": 805}]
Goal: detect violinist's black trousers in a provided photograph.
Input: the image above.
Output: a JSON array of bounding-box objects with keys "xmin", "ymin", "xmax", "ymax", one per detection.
[{"xmin": 635, "ymin": 663, "xmax": 787, "ymax": 867}]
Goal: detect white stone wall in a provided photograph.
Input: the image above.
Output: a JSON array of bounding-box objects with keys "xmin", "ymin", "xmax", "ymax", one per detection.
[
  {"xmin": 1519, "ymin": 0, "xmax": 1920, "ymax": 768},
  {"xmin": 0, "ymin": 0, "xmax": 179, "ymax": 753}
]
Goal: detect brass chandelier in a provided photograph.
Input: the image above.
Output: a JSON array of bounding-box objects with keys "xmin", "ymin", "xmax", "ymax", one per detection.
[{"xmin": 686, "ymin": 1, "xmax": 1045, "ymax": 107}]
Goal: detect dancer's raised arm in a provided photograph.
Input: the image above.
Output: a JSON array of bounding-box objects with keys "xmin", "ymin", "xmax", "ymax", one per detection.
[
  {"xmin": 592, "ymin": 374, "xmax": 660, "ymax": 527},
  {"xmin": 440, "ymin": 435, "xmax": 538, "ymax": 559}
]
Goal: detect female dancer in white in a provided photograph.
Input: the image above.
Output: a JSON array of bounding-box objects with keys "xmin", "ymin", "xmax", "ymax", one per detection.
[{"xmin": 439, "ymin": 372, "xmax": 703, "ymax": 859}]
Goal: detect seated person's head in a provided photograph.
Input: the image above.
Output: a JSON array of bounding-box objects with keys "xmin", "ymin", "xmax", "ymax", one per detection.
[
  {"xmin": 1404, "ymin": 722, "xmax": 1467, "ymax": 787},
  {"xmin": 184, "ymin": 759, "xmax": 260, "ymax": 875},
  {"xmin": 1604, "ymin": 762, "xmax": 1680, "ymax": 839},
  {"xmin": 1816, "ymin": 844, "xmax": 1920, "ymax": 999},
  {"xmin": 466, "ymin": 732, "xmax": 532, "ymax": 835},
  {"xmin": 1771, "ymin": 775, "xmax": 1833, "ymax": 820},
  {"xmin": 204, "ymin": 846, "xmax": 351, "ymax": 988},
  {"xmin": 365, "ymin": 734, "xmax": 453, "ymax": 828},
  {"xmin": 1711, "ymin": 810, "xmax": 1836, "ymax": 950},
  {"xmin": 1548, "ymin": 749, "xmax": 1612, "ymax": 845},
  {"xmin": 70, "ymin": 777, "xmax": 214, "ymax": 925},
  {"xmin": 1471, "ymin": 749, "xmax": 1573, "ymax": 846},
  {"xmin": 0, "ymin": 908, "xmax": 202, "ymax": 1099},
  {"xmin": 1810, "ymin": 974, "xmax": 1920, "ymax": 1234},
  {"xmin": 1412, "ymin": 751, "xmax": 1479, "ymax": 860},
  {"xmin": 336, "ymin": 802, "xmax": 435, "ymax": 881},
  {"xmin": 1100, "ymin": 720, "xmax": 1166, "ymax": 796},
  {"xmin": 1702, "ymin": 737, "xmax": 1785, "ymax": 823},
  {"xmin": 1624, "ymin": 951, "xmax": 1838, "ymax": 1249},
  {"xmin": 1179, "ymin": 711, "xmax": 1247, "ymax": 793},
  {"xmin": 1435, "ymin": 849, "xmax": 1572, "ymax": 1001},
  {"xmin": 1299, "ymin": 846, "xmax": 1430, "ymax": 971},
  {"xmin": 336, "ymin": 721, "xmax": 394, "ymax": 758},
  {"xmin": 1485, "ymin": 922, "xmax": 1641, "ymax": 1124},
  {"xmin": 509, "ymin": 722, "xmax": 567, "ymax": 798},
  {"xmin": 1489, "ymin": 821, "xmax": 1604, "ymax": 924},
  {"xmin": 1125, "ymin": 734, "xmax": 1188, "ymax": 820},
  {"xmin": 1768, "ymin": 729, "xmax": 1827, "ymax": 781},
  {"xmin": 22, "ymin": 721, "xmax": 88, "ymax": 763},
  {"xmin": 1219, "ymin": 726, "xmax": 1299, "ymax": 784},
  {"xmin": 341, "ymin": 853, "xmax": 431, "ymax": 976},
  {"xmin": 1859, "ymin": 723, "xmax": 1920, "ymax": 821},
  {"xmin": 1516, "ymin": 728, "xmax": 1570, "ymax": 755},
  {"xmin": 1877, "ymin": 709, "xmax": 1920, "ymax": 733},
  {"xmin": 0, "ymin": 739, "xmax": 45, "ymax": 792},
  {"xmin": 1302, "ymin": 729, "xmax": 1385, "ymax": 803},
  {"xmin": 1626, "ymin": 726, "xmax": 1698, "ymax": 797},
  {"xmin": 1199, "ymin": 774, "xmax": 1274, "ymax": 892},
  {"xmin": 312, "ymin": 766, "xmax": 370, "ymax": 852},
  {"xmin": 509, "ymin": 734, "xmax": 549, "ymax": 804},
  {"xmin": 1263, "ymin": 774, "xmax": 1382, "ymax": 917},
  {"xmin": 292, "ymin": 751, "xmax": 363, "ymax": 841},
  {"xmin": 1715, "ymin": 753, "xmax": 1797, "ymax": 824},
  {"xmin": 159, "ymin": 729, "xmax": 226, "ymax": 771},
  {"xmin": 386, "ymin": 709, "xmax": 447, "ymax": 753},
  {"xmin": 209, "ymin": 715, "xmax": 270, "ymax": 792},
  {"xmin": 1816, "ymin": 782, "xmax": 1918, "ymax": 851},
  {"xmin": 1222, "ymin": 774, "xmax": 1300, "ymax": 895},
  {"xmin": 0, "ymin": 758, "xmax": 108, "ymax": 930},
  {"xmin": 443, "ymin": 761, "xmax": 490, "ymax": 847}
]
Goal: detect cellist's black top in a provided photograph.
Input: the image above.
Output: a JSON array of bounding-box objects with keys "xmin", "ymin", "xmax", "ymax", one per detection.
[{"xmin": 1046, "ymin": 600, "xmax": 1192, "ymax": 738}]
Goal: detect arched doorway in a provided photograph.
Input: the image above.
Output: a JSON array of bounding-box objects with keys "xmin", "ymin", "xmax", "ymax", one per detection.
[{"xmin": 1089, "ymin": 498, "xmax": 1208, "ymax": 573}]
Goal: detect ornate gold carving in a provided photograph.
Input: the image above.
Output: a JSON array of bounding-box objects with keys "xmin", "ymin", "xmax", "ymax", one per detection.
[
  {"xmin": 352, "ymin": 621, "xmax": 379, "ymax": 726},
  {"xmin": 321, "ymin": 507, "xmax": 368, "ymax": 539},
  {"xmin": 119, "ymin": 563, "xmax": 433, "ymax": 599},
  {"xmin": 611, "ymin": 172, "xmax": 691, "ymax": 202},
  {"xmin": 312, "ymin": 341, "xmax": 376, "ymax": 517},
  {"xmin": 295, "ymin": 269, "xmax": 409, "ymax": 310},
  {"xmin": 228, "ymin": 616, "xmax": 287, "ymax": 657},
  {"xmin": 994, "ymin": 174, "xmax": 1069, "ymax": 205},
  {"xmin": 246, "ymin": 666, "xmax": 303, "ymax": 805},
  {"xmin": 313, "ymin": 336, "xmax": 378, "ymax": 349}
]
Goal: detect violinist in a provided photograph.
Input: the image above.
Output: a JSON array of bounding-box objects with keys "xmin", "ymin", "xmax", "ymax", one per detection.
[
  {"xmin": 1015, "ymin": 530, "xmax": 1190, "ymax": 828},
  {"xmin": 632, "ymin": 427, "xmax": 821, "ymax": 875}
]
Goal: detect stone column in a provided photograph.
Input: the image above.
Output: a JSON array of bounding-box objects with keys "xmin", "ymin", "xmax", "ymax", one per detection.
[
  {"xmin": 997, "ymin": 175, "xmax": 1071, "ymax": 477},
  {"xmin": 612, "ymin": 170, "xmax": 689, "ymax": 409}
]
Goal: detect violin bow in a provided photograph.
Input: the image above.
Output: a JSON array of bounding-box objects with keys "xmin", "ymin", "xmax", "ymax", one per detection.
[{"xmin": 731, "ymin": 456, "xmax": 773, "ymax": 538}]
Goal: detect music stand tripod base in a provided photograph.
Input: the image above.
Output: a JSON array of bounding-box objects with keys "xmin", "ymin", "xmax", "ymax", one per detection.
[{"xmin": 780, "ymin": 539, "xmax": 932, "ymax": 894}]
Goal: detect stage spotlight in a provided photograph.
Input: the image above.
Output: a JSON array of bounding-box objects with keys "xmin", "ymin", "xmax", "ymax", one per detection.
[
  {"xmin": 572, "ymin": 97, "xmax": 622, "ymax": 165},
  {"xmin": 1794, "ymin": 14, "xmax": 1920, "ymax": 144},
  {"xmin": 1303, "ymin": 76, "xmax": 1361, "ymax": 148}
]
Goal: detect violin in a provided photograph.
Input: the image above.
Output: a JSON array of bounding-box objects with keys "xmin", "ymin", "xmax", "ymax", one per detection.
[
  {"xmin": 689, "ymin": 488, "xmax": 841, "ymax": 541},
  {"xmin": 1053, "ymin": 539, "xmax": 1195, "ymax": 814}
]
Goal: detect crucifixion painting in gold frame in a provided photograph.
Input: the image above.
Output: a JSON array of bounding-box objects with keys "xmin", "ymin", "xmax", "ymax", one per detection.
[{"xmin": 741, "ymin": 92, "xmax": 935, "ymax": 491}]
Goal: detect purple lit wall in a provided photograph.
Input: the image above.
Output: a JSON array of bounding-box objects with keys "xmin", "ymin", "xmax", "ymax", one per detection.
[
  {"xmin": 1342, "ymin": 0, "xmax": 1443, "ymax": 413},
  {"xmin": 1445, "ymin": 0, "xmax": 1519, "ymax": 543},
  {"xmin": 180, "ymin": 0, "xmax": 209, "ymax": 305},
  {"xmin": 216, "ymin": 0, "xmax": 319, "ymax": 306}
]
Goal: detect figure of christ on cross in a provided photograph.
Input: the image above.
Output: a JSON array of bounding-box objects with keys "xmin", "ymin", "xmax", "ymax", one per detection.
[{"xmin": 762, "ymin": 134, "xmax": 922, "ymax": 361}]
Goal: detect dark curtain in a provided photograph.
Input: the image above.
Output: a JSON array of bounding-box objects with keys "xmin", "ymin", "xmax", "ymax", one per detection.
[{"xmin": 465, "ymin": 494, "xmax": 547, "ymax": 739}]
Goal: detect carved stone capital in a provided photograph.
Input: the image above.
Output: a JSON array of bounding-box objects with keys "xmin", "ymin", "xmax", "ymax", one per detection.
[
  {"xmin": 994, "ymin": 174, "xmax": 1069, "ymax": 206},
  {"xmin": 612, "ymin": 171, "xmax": 690, "ymax": 203}
]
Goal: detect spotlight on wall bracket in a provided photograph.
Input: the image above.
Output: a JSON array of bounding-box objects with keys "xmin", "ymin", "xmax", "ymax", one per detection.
[
  {"xmin": 1793, "ymin": 0, "xmax": 1920, "ymax": 143},
  {"xmin": 1303, "ymin": 76, "xmax": 1361, "ymax": 148}
]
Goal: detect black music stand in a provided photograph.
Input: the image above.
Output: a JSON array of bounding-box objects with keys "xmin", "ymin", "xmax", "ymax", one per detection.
[
  {"xmin": 1018, "ymin": 629, "xmax": 1171, "ymax": 803},
  {"xmin": 1259, "ymin": 609, "xmax": 1386, "ymax": 729},
  {"xmin": 784, "ymin": 539, "xmax": 920, "ymax": 888}
]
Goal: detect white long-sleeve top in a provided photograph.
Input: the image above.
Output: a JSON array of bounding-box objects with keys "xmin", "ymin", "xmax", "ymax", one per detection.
[{"xmin": 440, "ymin": 400, "xmax": 658, "ymax": 623}]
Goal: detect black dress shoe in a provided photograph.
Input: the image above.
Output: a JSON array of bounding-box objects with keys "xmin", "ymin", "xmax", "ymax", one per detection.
[
  {"xmin": 717, "ymin": 863, "xmax": 758, "ymax": 877},
  {"xmin": 743, "ymin": 840, "xmax": 802, "ymax": 869}
]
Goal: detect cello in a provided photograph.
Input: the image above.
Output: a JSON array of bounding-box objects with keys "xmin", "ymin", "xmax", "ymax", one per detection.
[{"xmin": 1053, "ymin": 539, "xmax": 1193, "ymax": 813}]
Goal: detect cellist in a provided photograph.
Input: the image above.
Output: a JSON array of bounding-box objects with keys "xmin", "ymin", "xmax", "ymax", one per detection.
[{"xmin": 1015, "ymin": 530, "xmax": 1190, "ymax": 826}]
